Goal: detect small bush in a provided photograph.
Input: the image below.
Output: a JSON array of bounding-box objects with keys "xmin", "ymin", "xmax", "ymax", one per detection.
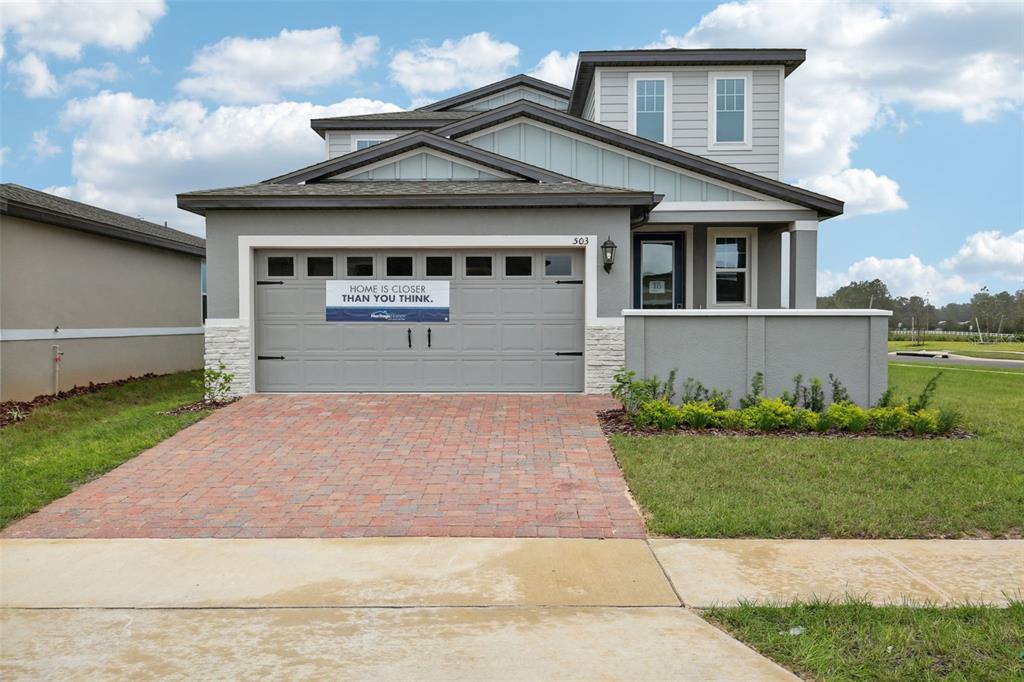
[
  {"xmin": 936, "ymin": 408, "xmax": 962, "ymax": 434},
  {"xmin": 681, "ymin": 377, "xmax": 732, "ymax": 411},
  {"xmin": 873, "ymin": 386, "xmax": 897, "ymax": 408},
  {"xmin": 743, "ymin": 398, "xmax": 796, "ymax": 431},
  {"xmin": 906, "ymin": 371, "xmax": 943, "ymax": 412},
  {"xmin": 868, "ymin": 406, "xmax": 912, "ymax": 434},
  {"xmin": 826, "ymin": 402, "xmax": 869, "ymax": 433},
  {"xmin": 739, "ymin": 372, "xmax": 765, "ymax": 409},
  {"xmin": 909, "ymin": 409, "xmax": 940, "ymax": 435},
  {"xmin": 633, "ymin": 399, "xmax": 681, "ymax": 430},
  {"xmin": 194, "ymin": 362, "xmax": 235, "ymax": 404},
  {"xmin": 715, "ymin": 409, "xmax": 751, "ymax": 430},
  {"xmin": 828, "ymin": 374, "xmax": 850, "ymax": 404},
  {"xmin": 678, "ymin": 401, "xmax": 718, "ymax": 428},
  {"xmin": 814, "ymin": 412, "xmax": 836, "ymax": 433},
  {"xmin": 611, "ymin": 369, "xmax": 675, "ymax": 416},
  {"xmin": 791, "ymin": 408, "xmax": 819, "ymax": 431}
]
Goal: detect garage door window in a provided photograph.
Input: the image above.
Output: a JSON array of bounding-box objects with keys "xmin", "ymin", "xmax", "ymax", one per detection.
[
  {"xmin": 346, "ymin": 256, "xmax": 373, "ymax": 277},
  {"xmin": 426, "ymin": 256, "xmax": 452, "ymax": 277},
  {"xmin": 544, "ymin": 254, "xmax": 572, "ymax": 277},
  {"xmin": 386, "ymin": 256, "xmax": 413, "ymax": 277},
  {"xmin": 465, "ymin": 255, "xmax": 492, "ymax": 277},
  {"xmin": 306, "ymin": 256, "xmax": 333, "ymax": 277},
  {"xmin": 505, "ymin": 255, "xmax": 532, "ymax": 277},
  {"xmin": 267, "ymin": 256, "xmax": 294, "ymax": 277}
]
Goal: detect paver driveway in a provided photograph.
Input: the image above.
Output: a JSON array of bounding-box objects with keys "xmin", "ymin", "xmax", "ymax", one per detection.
[{"xmin": 3, "ymin": 394, "xmax": 644, "ymax": 539}]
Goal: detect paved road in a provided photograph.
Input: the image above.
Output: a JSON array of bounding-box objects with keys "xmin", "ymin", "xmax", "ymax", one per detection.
[{"xmin": 889, "ymin": 352, "xmax": 1024, "ymax": 371}]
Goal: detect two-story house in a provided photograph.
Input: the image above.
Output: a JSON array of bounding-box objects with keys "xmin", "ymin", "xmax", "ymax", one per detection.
[{"xmin": 179, "ymin": 48, "xmax": 890, "ymax": 403}]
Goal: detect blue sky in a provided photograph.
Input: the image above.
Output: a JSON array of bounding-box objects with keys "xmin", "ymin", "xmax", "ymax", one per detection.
[{"xmin": 1, "ymin": 0, "xmax": 1021, "ymax": 303}]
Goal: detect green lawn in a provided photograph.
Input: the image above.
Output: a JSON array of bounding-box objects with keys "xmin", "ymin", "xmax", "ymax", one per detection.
[
  {"xmin": 889, "ymin": 339, "xmax": 1024, "ymax": 361},
  {"xmin": 612, "ymin": 363, "xmax": 1024, "ymax": 538},
  {"xmin": 1, "ymin": 371, "xmax": 209, "ymax": 528},
  {"xmin": 704, "ymin": 601, "xmax": 1024, "ymax": 682}
]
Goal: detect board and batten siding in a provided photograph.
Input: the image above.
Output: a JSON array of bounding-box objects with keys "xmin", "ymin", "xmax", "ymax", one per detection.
[
  {"xmin": 453, "ymin": 86, "xmax": 569, "ymax": 112},
  {"xmin": 597, "ymin": 67, "xmax": 782, "ymax": 179},
  {"xmin": 464, "ymin": 121, "xmax": 759, "ymax": 202},
  {"xmin": 326, "ymin": 131, "xmax": 408, "ymax": 159},
  {"xmin": 341, "ymin": 152, "xmax": 509, "ymax": 181}
]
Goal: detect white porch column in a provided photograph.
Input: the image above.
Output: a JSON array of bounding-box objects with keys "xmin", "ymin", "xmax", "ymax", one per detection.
[{"xmin": 788, "ymin": 220, "xmax": 818, "ymax": 309}]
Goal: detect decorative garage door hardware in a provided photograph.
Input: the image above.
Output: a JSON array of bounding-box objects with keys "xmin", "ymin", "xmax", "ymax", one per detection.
[
  {"xmin": 555, "ymin": 351, "xmax": 584, "ymax": 356},
  {"xmin": 556, "ymin": 279, "xmax": 584, "ymax": 284},
  {"xmin": 256, "ymin": 280, "xmax": 284, "ymax": 285},
  {"xmin": 258, "ymin": 355, "xmax": 285, "ymax": 360}
]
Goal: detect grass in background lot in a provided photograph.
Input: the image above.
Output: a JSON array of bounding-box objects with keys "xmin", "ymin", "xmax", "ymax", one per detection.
[
  {"xmin": 704, "ymin": 601, "xmax": 1024, "ymax": 682},
  {"xmin": 889, "ymin": 339, "xmax": 1024, "ymax": 361},
  {"xmin": 0, "ymin": 371, "xmax": 209, "ymax": 528},
  {"xmin": 613, "ymin": 363, "xmax": 1024, "ymax": 538}
]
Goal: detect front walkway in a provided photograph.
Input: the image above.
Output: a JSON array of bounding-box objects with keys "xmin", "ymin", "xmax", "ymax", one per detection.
[{"xmin": 2, "ymin": 394, "xmax": 645, "ymax": 539}]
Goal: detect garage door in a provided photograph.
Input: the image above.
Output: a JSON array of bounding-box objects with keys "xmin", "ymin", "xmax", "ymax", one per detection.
[{"xmin": 255, "ymin": 249, "xmax": 584, "ymax": 392}]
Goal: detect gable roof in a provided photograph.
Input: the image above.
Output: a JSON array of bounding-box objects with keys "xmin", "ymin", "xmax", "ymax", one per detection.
[
  {"xmin": 0, "ymin": 183, "xmax": 205, "ymax": 256},
  {"xmin": 177, "ymin": 181, "xmax": 659, "ymax": 219},
  {"xmin": 416, "ymin": 74, "xmax": 571, "ymax": 112},
  {"xmin": 310, "ymin": 110, "xmax": 473, "ymax": 137},
  {"xmin": 262, "ymin": 130, "xmax": 577, "ymax": 185},
  {"xmin": 433, "ymin": 101, "xmax": 843, "ymax": 218},
  {"xmin": 567, "ymin": 48, "xmax": 806, "ymax": 116}
]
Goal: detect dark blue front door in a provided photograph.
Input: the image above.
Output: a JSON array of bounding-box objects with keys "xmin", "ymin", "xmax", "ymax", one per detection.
[{"xmin": 633, "ymin": 234, "xmax": 684, "ymax": 309}]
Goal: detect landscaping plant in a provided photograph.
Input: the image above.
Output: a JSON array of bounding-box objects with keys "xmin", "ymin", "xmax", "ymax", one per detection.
[{"xmin": 194, "ymin": 362, "xmax": 236, "ymax": 404}]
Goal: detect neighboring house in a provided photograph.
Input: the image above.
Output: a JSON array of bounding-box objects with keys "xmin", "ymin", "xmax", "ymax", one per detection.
[
  {"xmin": 1, "ymin": 184, "xmax": 205, "ymax": 401},
  {"xmin": 179, "ymin": 49, "xmax": 889, "ymax": 404}
]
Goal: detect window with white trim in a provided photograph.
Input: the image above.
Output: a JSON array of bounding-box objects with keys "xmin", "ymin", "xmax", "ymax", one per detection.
[
  {"xmin": 707, "ymin": 228, "xmax": 757, "ymax": 307},
  {"xmin": 629, "ymin": 73, "xmax": 671, "ymax": 144},
  {"xmin": 708, "ymin": 72, "xmax": 752, "ymax": 149},
  {"xmin": 353, "ymin": 135, "xmax": 391, "ymax": 151}
]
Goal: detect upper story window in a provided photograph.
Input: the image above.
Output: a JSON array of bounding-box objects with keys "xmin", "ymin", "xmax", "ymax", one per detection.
[
  {"xmin": 353, "ymin": 135, "xmax": 391, "ymax": 151},
  {"xmin": 629, "ymin": 73, "xmax": 671, "ymax": 144},
  {"xmin": 708, "ymin": 72, "xmax": 752, "ymax": 150}
]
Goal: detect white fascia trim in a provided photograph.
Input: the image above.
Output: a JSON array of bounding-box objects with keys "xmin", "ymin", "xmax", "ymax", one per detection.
[
  {"xmin": 331, "ymin": 148, "xmax": 517, "ymax": 180},
  {"xmin": 789, "ymin": 219, "xmax": 818, "ymax": 232},
  {"xmin": 655, "ymin": 200, "xmax": 800, "ymax": 212},
  {"xmin": 627, "ymin": 72, "xmax": 672, "ymax": 145},
  {"xmin": 707, "ymin": 70, "xmax": 754, "ymax": 152},
  {"xmin": 459, "ymin": 117, "xmax": 779, "ymax": 202},
  {"xmin": 588, "ymin": 316, "xmax": 625, "ymax": 327},
  {"xmin": 1, "ymin": 327, "xmax": 205, "ymax": 341},
  {"xmin": 706, "ymin": 226, "xmax": 758, "ymax": 309},
  {"xmin": 622, "ymin": 308, "xmax": 894, "ymax": 317}
]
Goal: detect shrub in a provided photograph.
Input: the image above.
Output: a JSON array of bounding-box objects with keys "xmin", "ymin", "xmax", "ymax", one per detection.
[
  {"xmin": 874, "ymin": 386, "xmax": 897, "ymax": 408},
  {"xmin": 681, "ymin": 378, "xmax": 732, "ymax": 410},
  {"xmin": 781, "ymin": 374, "xmax": 803, "ymax": 407},
  {"xmin": 791, "ymin": 408, "xmax": 819, "ymax": 432},
  {"xmin": 611, "ymin": 369, "xmax": 676, "ymax": 416},
  {"xmin": 194, "ymin": 362, "xmax": 235, "ymax": 404},
  {"xmin": 742, "ymin": 398, "xmax": 796, "ymax": 431},
  {"xmin": 868, "ymin": 406, "xmax": 912, "ymax": 434},
  {"xmin": 826, "ymin": 401, "xmax": 868, "ymax": 433},
  {"xmin": 633, "ymin": 398, "xmax": 682, "ymax": 430},
  {"xmin": 678, "ymin": 401, "xmax": 718, "ymax": 428},
  {"xmin": 739, "ymin": 372, "xmax": 765, "ymax": 409},
  {"xmin": 813, "ymin": 411, "xmax": 836, "ymax": 433},
  {"xmin": 906, "ymin": 371, "xmax": 943, "ymax": 412},
  {"xmin": 909, "ymin": 409, "xmax": 940, "ymax": 435},
  {"xmin": 715, "ymin": 409, "xmax": 750, "ymax": 430},
  {"xmin": 936, "ymin": 408, "xmax": 962, "ymax": 435},
  {"xmin": 805, "ymin": 378, "xmax": 826, "ymax": 413},
  {"xmin": 828, "ymin": 374, "xmax": 850, "ymax": 404}
]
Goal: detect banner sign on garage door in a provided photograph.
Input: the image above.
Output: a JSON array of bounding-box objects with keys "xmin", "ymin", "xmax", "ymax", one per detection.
[{"xmin": 325, "ymin": 280, "xmax": 450, "ymax": 322}]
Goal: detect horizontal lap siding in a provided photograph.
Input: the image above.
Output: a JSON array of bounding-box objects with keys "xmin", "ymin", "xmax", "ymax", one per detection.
[
  {"xmin": 326, "ymin": 131, "xmax": 407, "ymax": 159},
  {"xmin": 466, "ymin": 122, "xmax": 757, "ymax": 201},
  {"xmin": 454, "ymin": 87, "xmax": 569, "ymax": 112}
]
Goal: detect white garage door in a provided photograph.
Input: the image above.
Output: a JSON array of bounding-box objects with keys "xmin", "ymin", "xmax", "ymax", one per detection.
[{"xmin": 255, "ymin": 249, "xmax": 585, "ymax": 392}]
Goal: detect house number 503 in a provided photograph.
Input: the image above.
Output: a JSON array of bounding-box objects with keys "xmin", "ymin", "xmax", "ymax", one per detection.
[{"xmin": 573, "ymin": 237, "xmax": 590, "ymax": 245}]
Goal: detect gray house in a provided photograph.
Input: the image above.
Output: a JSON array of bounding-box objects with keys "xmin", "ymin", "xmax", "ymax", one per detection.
[
  {"xmin": 179, "ymin": 49, "xmax": 890, "ymax": 404},
  {"xmin": 1, "ymin": 184, "xmax": 205, "ymax": 401}
]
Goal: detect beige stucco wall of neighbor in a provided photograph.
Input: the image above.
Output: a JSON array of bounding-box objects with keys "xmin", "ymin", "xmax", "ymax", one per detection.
[{"xmin": 0, "ymin": 215, "xmax": 203, "ymax": 401}]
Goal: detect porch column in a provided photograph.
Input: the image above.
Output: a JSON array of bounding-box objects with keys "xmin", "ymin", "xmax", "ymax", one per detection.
[
  {"xmin": 788, "ymin": 220, "xmax": 818, "ymax": 309},
  {"xmin": 757, "ymin": 227, "xmax": 784, "ymax": 308}
]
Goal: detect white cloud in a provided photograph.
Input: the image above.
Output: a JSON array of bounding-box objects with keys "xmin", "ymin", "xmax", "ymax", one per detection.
[
  {"xmin": 940, "ymin": 229, "xmax": 1024, "ymax": 280},
  {"xmin": 798, "ymin": 169, "xmax": 907, "ymax": 217},
  {"xmin": 9, "ymin": 53, "xmax": 59, "ymax": 97},
  {"xmin": 653, "ymin": 1, "xmax": 1024, "ymax": 216},
  {"xmin": 30, "ymin": 129, "xmax": 61, "ymax": 159},
  {"xmin": 178, "ymin": 27, "xmax": 379, "ymax": 104},
  {"xmin": 50, "ymin": 91, "xmax": 402, "ymax": 234},
  {"xmin": 819, "ymin": 229, "xmax": 1023, "ymax": 303},
  {"xmin": 390, "ymin": 32, "xmax": 519, "ymax": 95},
  {"xmin": 0, "ymin": 0, "xmax": 166, "ymax": 59},
  {"xmin": 0, "ymin": 147, "xmax": 10, "ymax": 166},
  {"xmin": 8, "ymin": 53, "xmax": 119, "ymax": 97},
  {"xmin": 528, "ymin": 50, "xmax": 577, "ymax": 88}
]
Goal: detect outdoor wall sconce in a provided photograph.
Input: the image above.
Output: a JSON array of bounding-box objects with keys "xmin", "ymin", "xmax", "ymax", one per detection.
[{"xmin": 601, "ymin": 237, "xmax": 617, "ymax": 273}]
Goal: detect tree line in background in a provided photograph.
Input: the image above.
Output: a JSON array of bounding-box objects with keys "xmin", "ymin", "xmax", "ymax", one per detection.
[{"xmin": 817, "ymin": 280, "xmax": 1024, "ymax": 334}]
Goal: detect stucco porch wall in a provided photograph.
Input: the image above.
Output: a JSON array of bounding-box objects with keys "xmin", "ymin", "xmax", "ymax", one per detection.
[{"xmin": 623, "ymin": 309, "xmax": 891, "ymax": 406}]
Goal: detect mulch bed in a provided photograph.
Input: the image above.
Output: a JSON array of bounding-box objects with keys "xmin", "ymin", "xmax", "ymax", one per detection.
[
  {"xmin": 597, "ymin": 408, "xmax": 973, "ymax": 440},
  {"xmin": 0, "ymin": 373, "xmax": 162, "ymax": 429},
  {"xmin": 161, "ymin": 398, "xmax": 238, "ymax": 415}
]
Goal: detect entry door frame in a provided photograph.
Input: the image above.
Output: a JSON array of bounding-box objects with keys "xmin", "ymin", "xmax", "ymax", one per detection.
[
  {"xmin": 233, "ymin": 234, "xmax": 601, "ymax": 394},
  {"xmin": 632, "ymin": 233, "xmax": 686, "ymax": 310}
]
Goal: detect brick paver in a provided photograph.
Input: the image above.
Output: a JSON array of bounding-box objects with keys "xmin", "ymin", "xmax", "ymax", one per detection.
[{"xmin": 3, "ymin": 394, "xmax": 645, "ymax": 539}]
